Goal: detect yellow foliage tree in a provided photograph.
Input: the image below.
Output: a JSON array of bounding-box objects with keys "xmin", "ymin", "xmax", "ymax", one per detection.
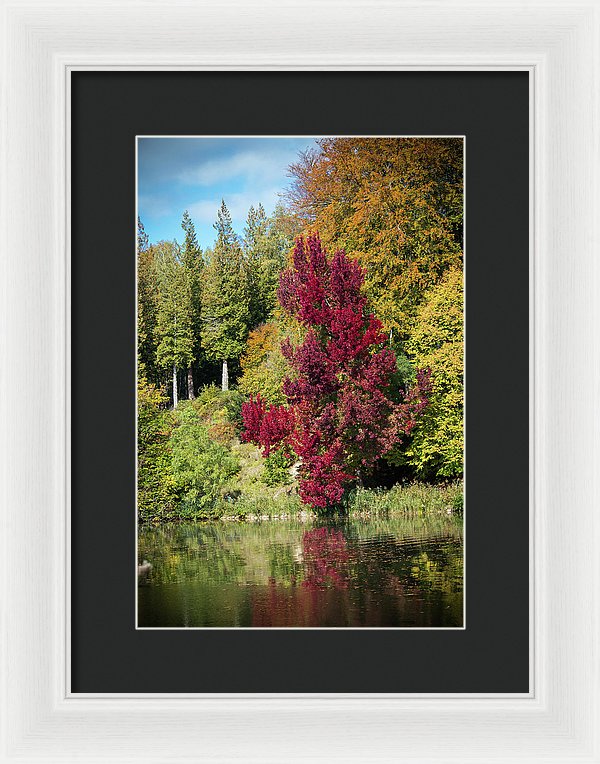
[
  {"xmin": 238, "ymin": 322, "xmax": 290, "ymax": 405},
  {"xmin": 400, "ymin": 266, "xmax": 464, "ymax": 478},
  {"xmin": 287, "ymin": 137, "xmax": 463, "ymax": 337}
]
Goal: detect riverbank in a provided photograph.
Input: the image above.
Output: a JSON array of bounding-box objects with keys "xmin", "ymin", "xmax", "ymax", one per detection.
[
  {"xmin": 140, "ymin": 479, "xmax": 464, "ymax": 524},
  {"xmin": 139, "ymin": 390, "xmax": 464, "ymax": 525}
]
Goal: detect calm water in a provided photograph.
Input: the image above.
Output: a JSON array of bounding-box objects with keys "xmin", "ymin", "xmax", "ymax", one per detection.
[{"xmin": 138, "ymin": 515, "xmax": 463, "ymax": 628}]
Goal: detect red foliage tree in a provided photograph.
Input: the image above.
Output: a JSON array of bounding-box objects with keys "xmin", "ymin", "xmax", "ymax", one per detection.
[
  {"xmin": 241, "ymin": 394, "xmax": 295, "ymax": 457},
  {"xmin": 242, "ymin": 234, "xmax": 431, "ymax": 509}
]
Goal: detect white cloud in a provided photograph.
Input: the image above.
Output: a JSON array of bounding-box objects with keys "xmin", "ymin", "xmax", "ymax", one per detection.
[
  {"xmin": 187, "ymin": 187, "xmax": 282, "ymax": 226},
  {"xmin": 178, "ymin": 147, "xmax": 296, "ymax": 187},
  {"xmin": 138, "ymin": 194, "xmax": 172, "ymax": 218}
]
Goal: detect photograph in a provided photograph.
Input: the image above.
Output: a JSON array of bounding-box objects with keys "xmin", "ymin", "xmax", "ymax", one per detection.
[{"xmin": 136, "ymin": 135, "xmax": 464, "ymax": 628}]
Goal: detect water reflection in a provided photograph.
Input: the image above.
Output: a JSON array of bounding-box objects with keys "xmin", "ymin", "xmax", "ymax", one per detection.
[
  {"xmin": 302, "ymin": 527, "xmax": 350, "ymax": 590},
  {"xmin": 138, "ymin": 516, "xmax": 463, "ymax": 627}
]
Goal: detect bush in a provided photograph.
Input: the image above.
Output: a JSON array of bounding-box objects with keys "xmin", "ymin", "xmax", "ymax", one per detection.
[
  {"xmin": 170, "ymin": 402, "xmax": 240, "ymax": 519},
  {"xmin": 137, "ymin": 378, "xmax": 177, "ymax": 523},
  {"xmin": 194, "ymin": 384, "xmax": 245, "ymax": 436},
  {"xmin": 216, "ymin": 491, "xmax": 301, "ymax": 519},
  {"xmin": 261, "ymin": 448, "xmax": 293, "ymax": 487}
]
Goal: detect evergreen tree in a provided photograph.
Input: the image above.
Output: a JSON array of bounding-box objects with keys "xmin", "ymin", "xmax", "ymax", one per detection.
[
  {"xmin": 137, "ymin": 218, "xmax": 160, "ymax": 384},
  {"xmin": 181, "ymin": 209, "xmax": 201, "ymax": 269},
  {"xmin": 243, "ymin": 203, "xmax": 290, "ymax": 326},
  {"xmin": 137, "ymin": 216, "xmax": 149, "ymax": 253},
  {"xmin": 201, "ymin": 200, "xmax": 251, "ymax": 390},
  {"xmin": 180, "ymin": 210, "xmax": 203, "ymax": 399},
  {"xmin": 155, "ymin": 242, "xmax": 194, "ymax": 408}
]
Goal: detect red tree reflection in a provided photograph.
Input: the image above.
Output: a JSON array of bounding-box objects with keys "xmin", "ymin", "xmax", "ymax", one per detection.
[
  {"xmin": 250, "ymin": 527, "xmax": 352, "ymax": 626},
  {"xmin": 301, "ymin": 527, "xmax": 349, "ymax": 590}
]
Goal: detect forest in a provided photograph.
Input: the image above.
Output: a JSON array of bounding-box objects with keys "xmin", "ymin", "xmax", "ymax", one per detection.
[{"xmin": 137, "ymin": 137, "xmax": 464, "ymax": 524}]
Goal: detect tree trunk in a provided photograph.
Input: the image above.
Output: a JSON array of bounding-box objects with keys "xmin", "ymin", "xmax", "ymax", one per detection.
[
  {"xmin": 221, "ymin": 359, "xmax": 229, "ymax": 391},
  {"xmin": 187, "ymin": 365, "xmax": 195, "ymax": 400},
  {"xmin": 172, "ymin": 363, "xmax": 178, "ymax": 408}
]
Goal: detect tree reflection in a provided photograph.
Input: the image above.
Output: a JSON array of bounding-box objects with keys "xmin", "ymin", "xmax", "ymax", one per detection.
[
  {"xmin": 301, "ymin": 527, "xmax": 350, "ymax": 590},
  {"xmin": 138, "ymin": 517, "xmax": 464, "ymax": 627}
]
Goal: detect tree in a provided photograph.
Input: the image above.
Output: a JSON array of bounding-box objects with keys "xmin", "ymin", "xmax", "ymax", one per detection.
[
  {"xmin": 242, "ymin": 234, "xmax": 431, "ymax": 510},
  {"xmin": 137, "ymin": 216, "xmax": 149, "ymax": 253},
  {"xmin": 287, "ymin": 138, "xmax": 463, "ymax": 337},
  {"xmin": 155, "ymin": 242, "xmax": 195, "ymax": 408},
  {"xmin": 238, "ymin": 322, "xmax": 290, "ymax": 405},
  {"xmin": 201, "ymin": 200, "xmax": 251, "ymax": 390},
  {"xmin": 399, "ymin": 266, "xmax": 464, "ymax": 478},
  {"xmin": 243, "ymin": 203, "xmax": 290, "ymax": 326},
  {"xmin": 137, "ymin": 221, "xmax": 160, "ymax": 384},
  {"xmin": 180, "ymin": 210, "xmax": 203, "ymax": 399}
]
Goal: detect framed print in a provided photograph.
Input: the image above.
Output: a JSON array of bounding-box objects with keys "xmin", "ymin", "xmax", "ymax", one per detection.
[
  {"xmin": 2, "ymin": 1, "xmax": 600, "ymax": 763},
  {"xmin": 71, "ymin": 71, "xmax": 527, "ymax": 693}
]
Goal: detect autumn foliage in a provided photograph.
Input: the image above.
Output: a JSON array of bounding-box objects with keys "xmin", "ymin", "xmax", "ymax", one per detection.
[
  {"xmin": 242, "ymin": 234, "xmax": 431, "ymax": 510},
  {"xmin": 287, "ymin": 138, "xmax": 463, "ymax": 336}
]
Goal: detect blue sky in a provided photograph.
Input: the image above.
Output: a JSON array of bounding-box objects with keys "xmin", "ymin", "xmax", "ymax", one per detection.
[{"xmin": 137, "ymin": 137, "xmax": 319, "ymax": 249}]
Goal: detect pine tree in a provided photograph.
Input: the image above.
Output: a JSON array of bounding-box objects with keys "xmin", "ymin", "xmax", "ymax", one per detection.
[
  {"xmin": 155, "ymin": 242, "xmax": 194, "ymax": 408},
  {"xmin": 137, "ymin": 216, "xmax": 149, "ymax": 253},
  {"xmin": 137, "ymin": 218, "xmax": 160, "ymax": 384},
  {"xmin": 180, "ymin": 210, "xmax": 203, "ymax": 399},
  {"xmin": 243, "ymin": 203, "xmax": 290, "ymax": 327},
  {"xmin": 201, "ymin": 200, "xmax": 251, "ymax": 390}
]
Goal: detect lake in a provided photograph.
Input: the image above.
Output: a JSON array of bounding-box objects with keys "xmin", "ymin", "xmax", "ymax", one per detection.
[{"xmin": 137, "ymin": 514, "xmax": 463, "ymax": 628}]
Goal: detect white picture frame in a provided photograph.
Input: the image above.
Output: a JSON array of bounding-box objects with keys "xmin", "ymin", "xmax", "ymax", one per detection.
[{"xmin": 2, "ymin": 1, "xmax": 599, "ymax": 761}]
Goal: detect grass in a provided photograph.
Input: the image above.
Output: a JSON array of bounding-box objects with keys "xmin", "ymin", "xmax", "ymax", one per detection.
[
  {"xmin": 213, "ymin": 478, "xmax": 463, "ymax": 523},
  {"xmin": 347, "ymin": 481, "xmax": 463, "ymax": 518}
]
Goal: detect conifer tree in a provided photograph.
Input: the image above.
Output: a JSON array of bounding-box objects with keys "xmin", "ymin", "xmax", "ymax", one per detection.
[
  {"xmin": 180, "ymin": 210, "xmax": 203, "ymax": 399},
  {"xmin": 155, "ymin": 242, "xmax": 194, "ymax": 408},
  {"xmin": 243, "ymin": 203, "xmax": 289, "ymax": 326},
  {"xmin": 201, "ymin": 200, "xmax": 251, "ymax": 390},
  {"xmin": 137, "ymin": 218, "xmax": 160, "ymax": 384}
]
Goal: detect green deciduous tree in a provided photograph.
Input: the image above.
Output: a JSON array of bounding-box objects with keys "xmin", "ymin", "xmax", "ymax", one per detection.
[
  {"xmin": 238, "ymin": 322, "xmax": 291, "ymax": 405},
  {"xmin": 137, "ymin": 377, "xmax": 176, "ymax": 522}
]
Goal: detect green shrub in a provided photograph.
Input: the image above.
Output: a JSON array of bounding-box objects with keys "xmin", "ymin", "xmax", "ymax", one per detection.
[
  {"xmin": 170, "ymin": 402, "xmax": 240, "ymax": 519},
  {"xmin": 216, "ymin": 491, "xmax": 302, "ymax": 519},
  {"xmin": 137, "ymin": 378, "xmax": 176, "ymax": 523},
  {"xmin": 261, "ymin": 448, "xmax": 293, "ymax": 487},
  {"xmin": 194, "ymin": 384, "xmax": 245, "ymax": 436}
]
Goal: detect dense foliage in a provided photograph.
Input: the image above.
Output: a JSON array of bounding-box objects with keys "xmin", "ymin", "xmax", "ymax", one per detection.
[
  {"xmin": 241, "ymin": 235, "xmax": 431, "ymax": 510},
  {"xmin": 287, "ymin": 137, "xmax": 462, "ymax": 337},
  {"xmin": 137, "ymin": 138, "xmax": 464, "ymax": 522},
  {"xmin": 403, "ymin": 267, "xmax": 464, "ymax": 477}
]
